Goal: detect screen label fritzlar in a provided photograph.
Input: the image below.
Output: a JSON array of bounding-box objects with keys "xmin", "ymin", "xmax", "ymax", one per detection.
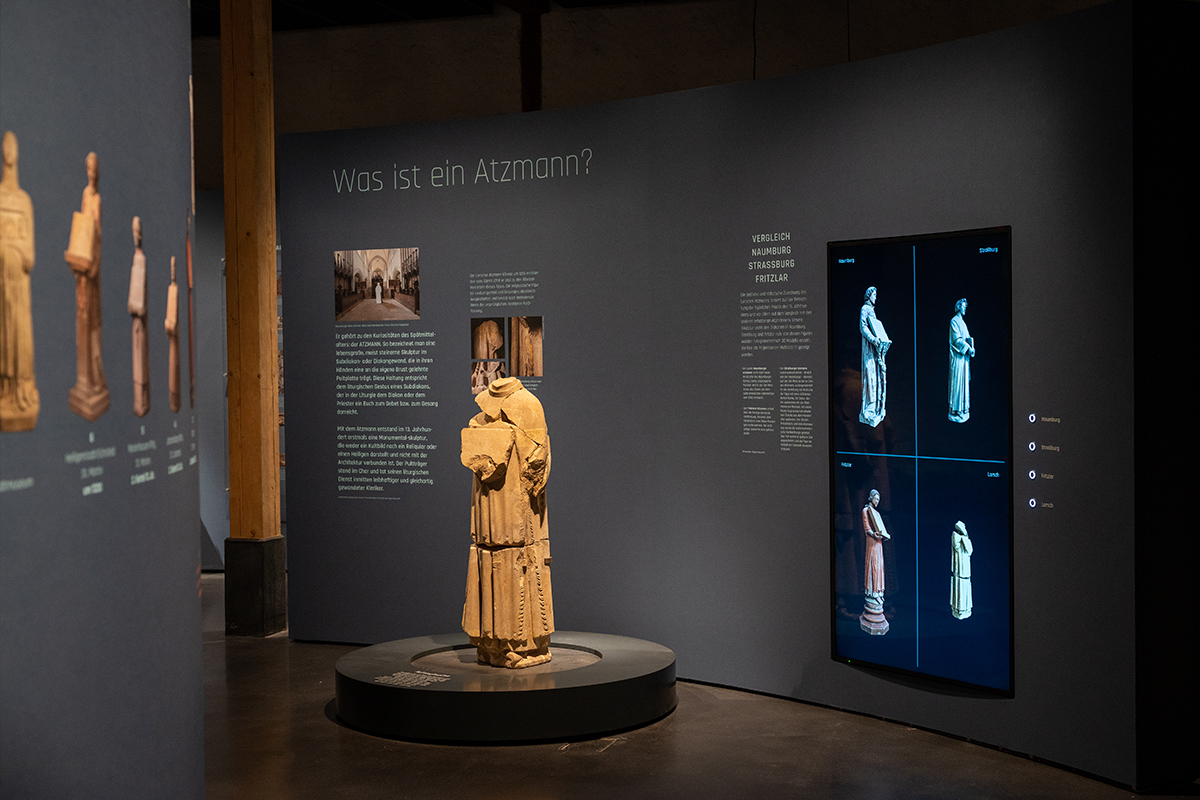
[{"xmin": 828, "ymin": 227, "xmax": 1013, "ymax": 693}]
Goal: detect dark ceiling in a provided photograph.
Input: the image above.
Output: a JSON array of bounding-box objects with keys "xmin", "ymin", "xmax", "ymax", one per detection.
[{"xmin": 190, "ymin": 0, "xmax": 666, "ymax": 37}]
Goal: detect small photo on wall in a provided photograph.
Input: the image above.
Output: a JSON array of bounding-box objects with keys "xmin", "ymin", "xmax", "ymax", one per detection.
[
  {"xmin": 333, "ymin": 247, "xmax": 420, "ymax": 322},
  {"xmin": 471, "ymin": 318, "xmax": 504, "ymax": 360},
  {"xmin": 508, "ymin": 316, "xmax": 543, "ymax": 377},
  {"xmin": 471, "ymin": 361, "xmax": 506, "ymax": 395}
]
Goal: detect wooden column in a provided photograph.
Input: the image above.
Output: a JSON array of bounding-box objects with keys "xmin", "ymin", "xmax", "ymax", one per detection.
[{"xmin": 221, "ymin": 0, "xmax": 285, "ymax": 636}]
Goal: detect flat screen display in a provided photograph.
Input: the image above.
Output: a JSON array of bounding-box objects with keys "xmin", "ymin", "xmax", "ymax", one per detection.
[{"xmin": 828, "ymin": 227, "xmax": 1012, "ymax": 693}]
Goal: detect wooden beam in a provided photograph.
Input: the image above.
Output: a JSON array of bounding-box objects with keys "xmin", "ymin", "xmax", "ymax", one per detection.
[{"xmin": 221, "ymin": 0, "xmax": 279, "ymax": 542}]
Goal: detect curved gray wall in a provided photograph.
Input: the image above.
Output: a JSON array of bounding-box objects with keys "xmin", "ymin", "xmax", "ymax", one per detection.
[
  {"xmin": 0, "ymin": 2, "xmax": 203, "ymax": 797},
  {"xmin": 279, "ymin": 2, "xmax": 1191, "ymax": 789}
]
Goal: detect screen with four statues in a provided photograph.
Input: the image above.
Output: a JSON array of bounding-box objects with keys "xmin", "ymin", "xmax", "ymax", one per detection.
[{"xmin": 828, "ymin": 226, "xmax": 1013, "ymax": 693}]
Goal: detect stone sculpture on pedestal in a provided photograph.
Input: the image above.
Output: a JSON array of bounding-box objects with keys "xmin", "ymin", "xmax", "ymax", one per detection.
[
  {"xmin": 951, "ymin": 520, "xmax": 973, "ymax": 619},
  {"xmin": 859, "ymin": 287, "xmax": 889, "ymax": 427},
  {"xmin": 860, "ymin": 489, "xmax": 891, "ymax": 635},
  {"xmin": 64, "ymin": 151, "xmax": 109, "ymax": 421},
  {"xmin": 165, "ymin": 256, "xmax": 180, "ymax": 412},
  {"xmin": 128, "ymin": 217, "xmax": 150, "ymax": 416},
  {"xmin": 948, "ymin": 298, "xmax": 974, "ymax": 423},
  {"xmin": 0, "ymin": 131, "xmax": 39, "ymax": 431},
  {"xmin": 460, "ymin": 377, "xmax": 554, "ymax": 668}
]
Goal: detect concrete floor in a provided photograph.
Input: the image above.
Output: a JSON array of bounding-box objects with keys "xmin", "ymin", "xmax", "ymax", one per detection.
[{"xmin": 203, "ymin": 574, "xmax": 1195, "ymax": 799}]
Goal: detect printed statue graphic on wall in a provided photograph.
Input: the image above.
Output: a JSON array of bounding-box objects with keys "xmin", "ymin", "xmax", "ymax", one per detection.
[
  {"xmin": 64, "ymin": 151, "xmax": 110, "ymax": 421},
  {"xmin": 471, "ymin": 360, "xmax": 506, "ymax": 395},
  {"xmin": 860, "ymin": 489, "xmax": 891, "ymax": 635},
  {"xmin": 509, "ymin": 316, "xmax": 543, "ymax": 377},
  {"xmin": 471, "ymin": 318, "xmax": 503, "ymax": 360},
  {"xmin": 859, "ymin": 286, "xmax": 889, "ymax": 427},
  {"xmin": 0, "ymin": 131, "xmax": 40, "ymax": 431},
  {"xmin": 948, "ymin": 298, "xmax": 974, "ymax": 422},
  {"xmin": 951, "ymin": 520, "xmax": 973, "ymax": 619},
  {"xmin": 166, "ymin": 256, "xmax": 180, "ymax": 412},
  {"xmin": 460, "ymin": 377, "xmax": 554, "ymax": 668},
  {"xmin": 128, "ymin": 217, "xmax": 150, "ymax": 416}
]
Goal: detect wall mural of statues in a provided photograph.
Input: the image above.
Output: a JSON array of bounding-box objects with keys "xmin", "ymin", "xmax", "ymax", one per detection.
[
  {"xmin": 0, "ymin": 131, "xmax": 40, "ymax": 431},
  {"xmin": 64, "ymin": 151, "xmax": 109, "ymax": 421},
  {"xmin": 460, "ymin": 377, "xmax": 553, "ymax": 668}
]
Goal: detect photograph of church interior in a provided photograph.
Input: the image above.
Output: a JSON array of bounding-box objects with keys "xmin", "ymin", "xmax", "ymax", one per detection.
[{"xmin": 0, "ymin": 1, "xmax": 1194, "ymax": 797}]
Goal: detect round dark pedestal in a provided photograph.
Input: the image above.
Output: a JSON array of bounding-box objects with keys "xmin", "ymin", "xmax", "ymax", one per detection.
[{"xmin": 335, "ymin": 631, "xmax": 677, "ymax": 742}]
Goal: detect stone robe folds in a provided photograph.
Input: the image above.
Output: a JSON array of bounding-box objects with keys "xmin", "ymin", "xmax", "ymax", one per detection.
[
  {"xmin": 461, "ymin": 377, "xmax": 553, "ymax": 667},
  {"xmin": 859, "ymin": 303, "xmax": 889, "ymax": 427},
  {"xmin": 951, "ymin": 524, "xmax": 973, "ymax": 619},
  {"xmin": 949, "ymin": 314, "xmax": 972, "ymax": 422}
]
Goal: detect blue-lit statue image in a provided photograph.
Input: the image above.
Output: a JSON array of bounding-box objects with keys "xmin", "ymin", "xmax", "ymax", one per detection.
[
  {"xmin": 948, "ymin": 298, "xmax": 974, "ymax": 422},
  {"xmin": 859, "ymin": 286, "xmax": 889, "ymax": 427},
  {"xmin": 951, "ymin": 520, "xmax": 973, "ymax": 619}
]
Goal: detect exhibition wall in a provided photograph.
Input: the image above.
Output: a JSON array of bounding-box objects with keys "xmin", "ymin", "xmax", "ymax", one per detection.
[
  {"xmin": 0, "ymin": 1, "xmax": 204, "ymax": 797},
  {"xmin": 279, "ymin": 1, "xmax": 1181, "ymax": 786}
]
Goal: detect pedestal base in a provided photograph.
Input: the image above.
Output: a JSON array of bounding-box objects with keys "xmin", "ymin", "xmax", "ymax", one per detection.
[
  {"xmin": 0, "ymin": 400, "xmax": 38, "ymax": 431},
  {"xmin": 68, "ymin": 384, "xmax": 109, "ymax": 422},
  {"xmin": 225, "ymin": 535, "xmax": 287, "ymax": 636},
  {"xmin": 335, "ymin": 631, "xmax": 677, "ymax": 742},
  {"xmin": 860, "ymin": 596, "xmax": 889, "ymax": 635}
]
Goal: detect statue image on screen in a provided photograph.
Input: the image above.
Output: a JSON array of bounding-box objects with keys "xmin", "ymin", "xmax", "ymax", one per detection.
[
  {"xmin": 0, "ymin": 131, "xmax": 39, "ymax": 432},
  {"xmin": 64, "ymin": 151, "xmax": 110, "ymax": 421},
  {"xmin": 128, "ymin": 217, "xmax": 150, "ymax": 417},
  {"xmin": 860, "ymin": 489, "xmax": 891, "ymax": 635},
  {"xmin": 951, "ymin": 520, "xmax": 973, "ymax": 620},
  {"xmin": 165, "ymin": 256, "xmax": 180, "ymax": 412},
  {"xmin": 460, "ymin": 377, "xmax": 553, "ymax": 668},
  {"xmin": 859, "ymin": 286, "xmax": 889, "ymax": 427},
  {"xmin": 948, "ymin": 298, "xmax": 974, "ymax": 422}
]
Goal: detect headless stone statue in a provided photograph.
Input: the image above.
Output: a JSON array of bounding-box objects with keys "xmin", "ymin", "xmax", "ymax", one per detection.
[
  {"xmin": 128, "ymin": 217, "xmax": 150, "ymax": 416},
  {"xmin": 461, "ymin": 377, "xmax": 553, "ymax": 668},
  {"xmin": 65, "ymin": 151, "xmax": 109, "ymax": 421},
  {"xmin": 0, "ymin": 131, "xmax": 39, "ymax": 431},
  {"xmin": 165, "ymin": 256, "xmax": 180, "ymax": 412}
]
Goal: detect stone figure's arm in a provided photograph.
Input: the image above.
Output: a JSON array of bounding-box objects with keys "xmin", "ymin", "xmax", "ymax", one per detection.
[
  {"xmin": 860, "ymin": 308, "xmax": 877, "ymax": 346},
  {"xmin": 950, "ymin": 327, "xmax": 971, "ymax": 355},
  {"xmin": 463, "ymin": 452, "xmax": 505, "ymax": 483},
  {"xmin": 518, "ymin": 431, "xmax": 549, "ymax": 496},
  {"xmin": 963, "ymin": 536, "xmax": 973, "ymax": 556},
  {"xmin": 862, "ymin": 507, "xmax": 879, "ymax": 539}
]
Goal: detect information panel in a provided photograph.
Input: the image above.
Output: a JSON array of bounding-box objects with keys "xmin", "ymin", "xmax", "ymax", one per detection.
[{"xmin": 828, "ymin": 227, "xmax": 1012, "ymax": 693}]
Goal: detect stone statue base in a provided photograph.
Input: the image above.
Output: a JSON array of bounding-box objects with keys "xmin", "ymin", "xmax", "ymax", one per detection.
[
  {"xmin": 472, "ymin": 634, "xmax": 552, "ymax": 669},
  {"xmin": 859, "ymin": 595, "xmax": 889, "ymax": 635},
  {"xmin": 949, "ymin": 410, "xmax": 969, "ymax": 423},
  {"xmin": 859, "ymin": 410, "xmax": 884, "ymax": 427},
  {"xmin": 0, "ymin": 393, "xmax": 38, "ymax": 432},
  {"xmin": 69, "ymin": 383, "xmax": 110, "ymax": 422},
  {"xmin": 952, "ymin": 608, "xmax": 972, "ymax": 620}
]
